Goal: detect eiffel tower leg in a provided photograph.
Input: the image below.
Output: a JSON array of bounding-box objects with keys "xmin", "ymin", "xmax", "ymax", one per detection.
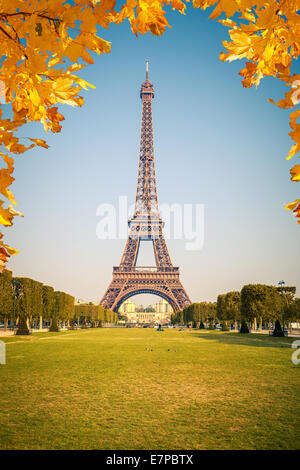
[
  {"xmin": 152, "ymin": 232, "xmax": 172, "ymax": 267},
  {"xmin": 100, "ymin": 278, "xmax": 127, "ymax": 310},
  {"xmin": 120, "ymin": 235, "xmax": 140, "ymax": 267},
  {"xmin": 170, "ymin": 284, "xmax": 191, "ymax": 310}
]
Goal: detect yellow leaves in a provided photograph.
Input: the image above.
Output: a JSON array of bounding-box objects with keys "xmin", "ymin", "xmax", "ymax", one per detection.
[
  {"xmin": 207, "ymin": 0, "xmax": 300, "ymax": 224},
  {"xmin": 48, "ymin": 57, "xmax": 61, "ymax": 68},
  {"xmin": 0, "ymin": 202, "xmax": 23, "ymax": 227},
  {"xmin": 0, "ymin": 1, "xmax": 118, "ymax": 267},
  {"xmin": 242, "ymin": 11, "xmax": 256, "ymax": 23},
  {"xmin": 268, "ymin": 78, "xmax": 300, "ymax": 109},
  {"xmin": 286, "ymin": 199, "xmax": 300, "ymax": 211},
  {"xmin": 72, "ymin": 76, "xmax": 96, "ymax": 91},
  {"xmin": 45, "ymin": 107, "xmax": 65, "ymax": 133},
  {"xmin": 287, "ymin": 143, "xmax": 300, "ymax": 161},
  {"xmin": 285, "ymin": 199, "xmax": 300, "ymax": 224},
  {"xmin": 287, "ymin": 110, "xmax": 300, "ymax": 161},
  {"xmin": 193, "ymin": 0, "xmax": 216, "ymax": 8},
  {"xmin": 0, "ymin": 229, "xmax": 18, "ymax": 268},
  {"xmin": 0, "ymin": 0, "xmax": 299, "ymax": 271},
  {"xmin": 116, "ymin": 0, "xmax": 171, "ymax": 36},
  {"xmin": 219, "ymin": 18, "xmax": 236, "ymax": 28},
  {"xmin": 239, "ymin": 61, "xmax": 259, "ymax": 88},
  {"xmin": 210, "ymin": 0, "xmax": 240, "ymax": 20},
  {"xmin": 2, "ymin": 243, "xmax": 18, "ymax": 256},
  {"xmin": 0, "ymin": 239, "xmax": 18, "ymax": 269},
  {"xmin": 136, "ymin": 0, "xmax": 171, "ymax": 36},
  {"xmin": 264, "ymin": 43, "xmax": 275, "ymax": 62},
  {"xmin": 49, "ymin": 77, "xmax": 79, "ymax": 106},
  {"xmin": 169, "ymin": 0, "xmax": 186, "ymax": 14},
  {"xmin": 28, "ymin": 88, "xmax": 41, "ymax": 108},
  {"xmin": 290, "ymin": 164, "xmax": 300, "ymax": 182},
  {"xmin": 28, "ymin": 138, "xmax": 49, "ymax": 149},
  {"xmin": 0, "ymin": 153, "xmax": 16, "ymax": 205},
  {"xmin": 222, "ymin": 31, "xmax": 252, "ymax": 61},
  {"xmin": 76, "ymin": 33, "xmax": 111, "ymax": 56}
]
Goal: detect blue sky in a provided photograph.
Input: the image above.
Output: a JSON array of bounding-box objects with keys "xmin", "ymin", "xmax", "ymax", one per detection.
[{"xmin": 5, "ymin": 6, "xmax": 300, "ymax": 305}]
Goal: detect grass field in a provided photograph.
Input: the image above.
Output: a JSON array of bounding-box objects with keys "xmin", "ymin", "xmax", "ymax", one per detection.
[{"xmin": 0, "ymin": 328, "xmax": 299, "ymax": 450}]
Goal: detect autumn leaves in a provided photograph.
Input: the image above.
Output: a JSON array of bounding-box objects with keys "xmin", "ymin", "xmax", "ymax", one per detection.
[
  {"xmin": 0, "ymin": 0, "xmax": 299, "ymax": 269},
  {"xmin": 213, "ymin": 0, "xmax": 300, "ymax": 222}
]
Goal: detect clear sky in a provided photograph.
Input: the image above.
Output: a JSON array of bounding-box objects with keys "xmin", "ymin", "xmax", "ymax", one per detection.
[{"xmin": 5, "ymin": 6, "xmax": 300, "ymax": 305}]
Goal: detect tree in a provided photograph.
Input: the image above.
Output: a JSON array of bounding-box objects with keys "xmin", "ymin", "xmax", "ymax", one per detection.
[
  {"xmin": 172, "ymin": 302, "xmax": 217, "ymax": 326},
  {"xmin": 227, "ymin": 292, "xmax": 241, "ymax": 323},
  {"xmin": 74, "ymin": 303, "xmax": 115, "ymax": 326},
  {"xmin": 42, "ymin": 285, "xmax": 55, "ymax": 321},
  {"xmin": 54, "ymin": 291, "xmax": 75, "ymax": 325},
  {"xmin": 49, "ymin": 317, "xmax": 59, "ymax": 332},
  {"xmin": 13, "ymin": 277, "xmax": 33, "ymax": 334},
  {"xmin": 51, "ymin": 291, "xmax": 64, "ymax": 331},
  {"xmin": 0, "ymin": 1, "xmax": 299, "ymax": 269},
  {"xmin": 241, "ymin": 284, "xmax": 282, "ymax": 325},
  {"xmin": 286, "ymin": 298, "xmax": 300, "ymax": 323},
  {"xmin": 221, "ymin": 321, "xmax": 229, "ymax": 331},
  {"xmin": 0, "ymin": 269, "xmax": 13, "ymax": 327},
  {"xmin": 31, "ymin": 279, "xmax": 43, "ymax": 322},
  {"xmin": 240, "ymin": 320, "xmax": 249, "ymax": 334},
  {"xmin": 217, "ymin": 294, "xmax": 226, "ymax": 322},
  {"xmin": 272, "ymin": 319, "xmax": 284, "ymax": 337},
  {"xmin": 206, "ymin": 302, "xmax": 217, "ymax": 324},
  {"xmin": 15, "ymin": 315, "xmax": 30, "ymax": 335}
]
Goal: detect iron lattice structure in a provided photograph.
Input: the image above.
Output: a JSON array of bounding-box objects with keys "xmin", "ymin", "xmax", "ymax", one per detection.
[{"xmin": 100, "ymin": 64, "xmax": 191, "ymax": 312}]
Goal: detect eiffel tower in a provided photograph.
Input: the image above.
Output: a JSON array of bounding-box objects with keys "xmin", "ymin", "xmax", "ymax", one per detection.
[{"xmin": 100, "ymin": 62, "xmax": 191, "ymax": 312}]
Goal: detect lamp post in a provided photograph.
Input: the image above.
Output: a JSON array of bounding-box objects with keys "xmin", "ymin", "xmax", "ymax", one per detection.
[{"xmin": 278, "ymin": 280, "xmax": 285, "ymax": 333}]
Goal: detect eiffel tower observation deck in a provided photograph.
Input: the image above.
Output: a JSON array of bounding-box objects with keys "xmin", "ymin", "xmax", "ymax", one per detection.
[{"xmin": 100, "ymin": 62, "xmax": 191, "ymax": 312}]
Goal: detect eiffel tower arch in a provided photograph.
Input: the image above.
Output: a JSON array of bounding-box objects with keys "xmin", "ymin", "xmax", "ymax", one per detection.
[{"xmin": 100, "ymin": 62, "xmax": 191, "ymax": 313}]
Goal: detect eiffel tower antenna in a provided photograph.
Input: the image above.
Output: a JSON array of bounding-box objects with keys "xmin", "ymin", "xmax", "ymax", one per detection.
[{"xmin": 100, "ymin": 65, "xmax": 191, "ymax": 313}]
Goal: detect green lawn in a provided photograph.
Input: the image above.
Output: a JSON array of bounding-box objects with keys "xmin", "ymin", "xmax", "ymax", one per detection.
[{"xmin": 0, "ymin": 328, "xmax": 299, "ymax": 450}]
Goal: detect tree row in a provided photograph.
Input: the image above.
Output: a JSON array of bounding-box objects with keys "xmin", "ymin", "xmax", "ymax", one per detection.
[
  {"xmin": 0, "ymin": 270, "xmax": 117, "ymax": 334},
  {"xmin": 171, "ymin": 284, "xmax": 300, "ymax": 330}
]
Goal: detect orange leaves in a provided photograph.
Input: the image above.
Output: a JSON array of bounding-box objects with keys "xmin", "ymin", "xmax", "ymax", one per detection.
[
  {"xmin": 197, "ymin": 0, "xmax": 300, "ymax": 224},
  {"xmin": 285, "ymin": 199, "xmax": 300, "ymax": 224},
  {"xmin": 169, "ymin": 0, "xmax": 186, "ymax": 14},
  {"xmin": 239, "ymin": 62, "xmax": 259, "ymax": 88},
  {"xmin": 117, "ymin": 0, "xmax": 172, "ymax": 36},
  {"xmin": 268, "ymin": 75, "xmax": 300, "ymax": 109},
  {"xmin": 0, "ymin": 1, "xmax": 118, "ymax": 266},
  {"xmin": 0, "ymin": 153, "xmax": 16, "ymax": 205},
  {"xmin": 28, "ymin": 138, "xmax": 49, "ymax": 149},
  {"xmin": 0, "ymin": 232, "xmax": 18, "ymax": 270},
  {"xmin": 290, "ymin": 164, "xmax": 300, "ymax": 182},
  {"xmin": 0, "ymin": 0, "xmax": 299, "ymax": 271},
  {"xmin": 210, "ymin": 0, "xmax": 240, "ymax": 20},
  {"xmin": 287, "ymin": 109, "xmax": 300, "ymax": 161},
  {"xmin": 217, "ymin": 2, "xmax": 299, "ymax": 91},
  {"xmin": 137, "ymin": 2, "xmax": 170, "ymax": 36},
  {"xmin": 0, "ymin": 201, "xmax": 23, "ymax": 227},
  {"xmin": 192, "ymin": 0, "xmax": 217, "ymax": 10},
  {"xmin": 45, "ymin": 107, "xmax": 65, "ymax": 133},
  {"xmin": 75, "ymin": 33, "xmax": 111, "ymax": 57},
  {"xmin": 267, "ymin": 82, "xmax": 300, "ymax": 213}
]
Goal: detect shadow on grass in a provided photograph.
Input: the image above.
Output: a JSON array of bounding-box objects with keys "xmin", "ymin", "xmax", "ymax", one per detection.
[{"xmin": 190, "ymin": 330, "xmax": 294, "ymax": 349}]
